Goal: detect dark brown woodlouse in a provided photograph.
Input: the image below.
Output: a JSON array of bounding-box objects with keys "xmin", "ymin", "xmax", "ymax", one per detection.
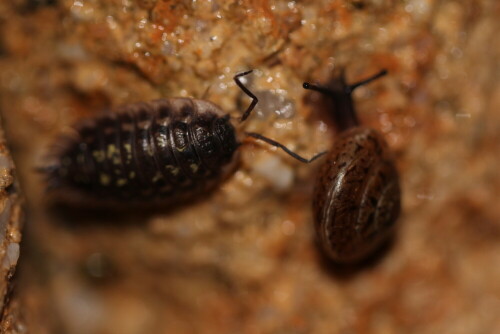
[
  {"xmin": 303, "ymin": 70, "xmax": 401, "ymax": 263},
  {"xmin": 41, "ymin": 71, "xmax": 325, "ymax": 206}
]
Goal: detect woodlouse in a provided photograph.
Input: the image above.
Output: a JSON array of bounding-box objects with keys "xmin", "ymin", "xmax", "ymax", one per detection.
[
  {"xmin": 42, "ymin": 71, "xmax": 324, "ymax": 205},
  {"xmin": 303, "ymin": 69, "xmax": 401, "ymax": 263}
]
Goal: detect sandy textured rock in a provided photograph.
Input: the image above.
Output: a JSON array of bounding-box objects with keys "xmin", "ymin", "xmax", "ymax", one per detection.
[
  {"xmin": 0, "ymin": 121, "xmax": 24, "ymax": 332},
  {"xmin": 0, "ymin": 0, "xmax": 499, "ymax": 333}
]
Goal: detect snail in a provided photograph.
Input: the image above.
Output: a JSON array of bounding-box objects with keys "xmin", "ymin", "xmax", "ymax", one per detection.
[{"xmin": 303, "ymin": 69, "xmax": 401, "ymax": 263}]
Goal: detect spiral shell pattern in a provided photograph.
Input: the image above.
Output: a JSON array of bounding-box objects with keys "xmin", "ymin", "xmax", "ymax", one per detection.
[{"xmin": 313, "ymin": 127, "xmax": 400, "ymax": 263}]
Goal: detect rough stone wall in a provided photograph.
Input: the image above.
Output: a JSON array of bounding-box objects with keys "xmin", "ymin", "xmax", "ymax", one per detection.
[
  {"xmin": 0, "ymin": 0, "xmax": 499, "ymax": 333},
  {"xmin": 0, "ymin": 121, "xmax": 24, "ymax": 333}
]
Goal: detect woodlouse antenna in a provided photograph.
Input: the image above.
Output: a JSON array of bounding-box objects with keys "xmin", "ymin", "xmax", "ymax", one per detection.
[
  {"xmin": 234, "ymin": 70, "xmax": 258, "ymax": 123},
  {"xmin": 234, "ymin": 71, "xmax": 324, "ymax": 163},
  {"xmin": 246, "ymin": 132, "xmax": 326, "ymax": 163}
]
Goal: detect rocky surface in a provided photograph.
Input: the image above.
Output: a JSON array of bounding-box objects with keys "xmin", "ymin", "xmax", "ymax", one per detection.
[
  {"xmin": 0, "ymin": 0, "xmax": 499, "ymax": 333},
  {"xmin": 0, "ymin": 121, "xmax": 24, "ymax": 333}
]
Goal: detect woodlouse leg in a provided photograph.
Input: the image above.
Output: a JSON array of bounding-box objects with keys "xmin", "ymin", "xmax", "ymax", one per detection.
[
  {"xmin": 245, "ymin": 132, "xmax": 326, "ymax": 164},
  {"xmin": 201, "ymin": 84, "xmax": 212, "ymax": 100},
  {"xmin": 234, "ymin": 70, "xmax": 258, "ymax": 122}
]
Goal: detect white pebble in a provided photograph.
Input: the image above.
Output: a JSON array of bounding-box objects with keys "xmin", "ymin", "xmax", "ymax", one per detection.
[
  {"xmin": 2, "ymin": 243, "xmax": 19, "ymax": 269},
  {"xmin": 252, "ymin": 154, "xmax": 294, "ymax": 191}
]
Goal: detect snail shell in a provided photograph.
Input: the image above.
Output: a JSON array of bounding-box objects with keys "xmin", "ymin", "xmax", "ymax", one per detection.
[
  {"xmin": 313, "ymin": 127, "xmax": 400, "ymax": 263},
  {"xmin": 304, "ymin": 70, "xmax": 400, "ymax": 263}
]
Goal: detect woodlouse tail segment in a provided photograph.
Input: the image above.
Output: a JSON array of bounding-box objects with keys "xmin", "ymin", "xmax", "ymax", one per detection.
[
  {"xmin": 245, "ymin": 132, "xmax": 326, "ymax": 163},
  {"xmin": 35, "ymin": 164, "xmax": 63, "ymax": 190},
  {"xmin": 233, "ymin": 70, "xmax": 258, "ymax": 123}
]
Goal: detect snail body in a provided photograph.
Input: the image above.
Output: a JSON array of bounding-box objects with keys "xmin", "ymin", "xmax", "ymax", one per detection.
[{"xmin": 304, "ymin": 70, "xmax": 400, "ymax": 263}]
